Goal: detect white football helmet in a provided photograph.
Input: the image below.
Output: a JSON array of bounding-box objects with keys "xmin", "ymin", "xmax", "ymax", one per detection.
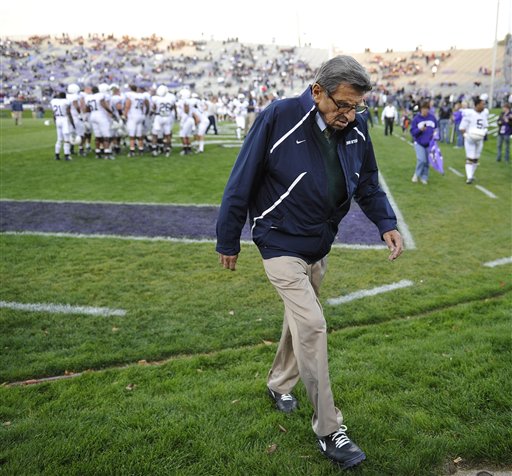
[
  {"xmin": 156, "ymin": 85, "xmax": 168, "ymax": 97},
  {"xmin": 67, "ymin": 83, "xmax": 80, "ymax": 94},
  {"xmin": 70, "ymin": 133, "xmax": 82, "ymax": 145},
  {"xmin": 179, "ymin": 88, "xmax": 191, "ymax": 100},
  {"xmin": 237, "ymin": 93, "xmax": 245, "ymax": 100},
  {"xmin": 98, "ymin": 83, "xmax": 110, "ymax": 93}
]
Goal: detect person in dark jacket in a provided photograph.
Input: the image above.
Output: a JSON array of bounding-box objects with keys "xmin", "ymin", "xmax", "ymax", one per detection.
[
  {"xmin": 216, "ymin": 55, "xmax": 403, "ymax": 470},
  {"xmin": 410, "ymin": 100, "xmax": 439, "ymax": 184}
]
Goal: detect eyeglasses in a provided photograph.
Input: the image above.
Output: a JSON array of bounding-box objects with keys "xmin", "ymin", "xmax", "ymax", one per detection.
[{"xmin": 325, "ymin": 91, "xmax": 368, "ymax": 114}]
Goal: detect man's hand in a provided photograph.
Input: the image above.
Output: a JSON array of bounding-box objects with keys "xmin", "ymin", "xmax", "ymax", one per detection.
[
  {"xmin": 218, "ymin": 253, "xmax": 238, "ymax": 271},
  {"xmin": 383, "ymin": 230, "xmax": 403, "ymax": 261}
]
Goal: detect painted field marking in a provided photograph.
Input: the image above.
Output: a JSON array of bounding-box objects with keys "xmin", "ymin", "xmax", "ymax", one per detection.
[
  {"xmin": 0, "ymin": 230, "xmax": 387, "ymax": 250},
  {"xmin": 0, "ymin": 300, "xmax": 126, "ymax": 317},
  {"xmin": 327, "ymin": 279, "xmax": 414, "ymax": 306},
  {"xmin": 448, "ymin": 166, "xmax": 464, "ymax": 177},
  {"xmin": 447, "ymin": 170, "xmax": 498, "ymax": 198},
  {"xmin": 474, "ymin": 185, "xmax": 498, "ymax": 199},
  {"xmin": 378, "ymin": 172, "xmax": 416, "ymax": 250},
  {"xmin": 483, "ymin": 256, "xmax": 512, "ymax": 268},
  {"xmin": 0, "ymin": 198, "xmax": 220, "ymax": 207}
]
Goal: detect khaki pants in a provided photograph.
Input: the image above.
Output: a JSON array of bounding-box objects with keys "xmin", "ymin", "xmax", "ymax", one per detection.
[{"xmin": 263, "ymin": 256, "xmax": 343, "ymax": 437}]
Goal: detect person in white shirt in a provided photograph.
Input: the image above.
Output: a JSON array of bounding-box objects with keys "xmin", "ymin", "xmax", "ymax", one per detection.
[
  {"xmin": 459, "ymin": 95, "xmax": 489, "ymax": 184},
  {"xmin": 381, "ymin": 101, "xmax": 398, "ymax": 136},
  {"xmin": 205, "ymin": 96, "xmax": 219, "ymax": 135},
  {"xmin": 50, "ymin": 91, "xmax": 75, "ymax": 161}
]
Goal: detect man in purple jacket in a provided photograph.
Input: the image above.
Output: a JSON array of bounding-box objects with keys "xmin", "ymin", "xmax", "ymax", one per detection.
[
  {"xmin": 216, "ymin": 56, "xmax": 403, "ymax": 470},
  {"xmin": 410, "ymin": 100, "xmax": 439, "ymax": 185}
]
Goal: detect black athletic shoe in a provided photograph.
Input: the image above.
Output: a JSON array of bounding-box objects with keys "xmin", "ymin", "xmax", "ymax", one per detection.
[
  {"xmin": 317, "ymin": 426, "xmax": 366, "ymax": 469},
  {"xmin": 267, "ymin": 387, "xmax": 298, "ymax": 413}
]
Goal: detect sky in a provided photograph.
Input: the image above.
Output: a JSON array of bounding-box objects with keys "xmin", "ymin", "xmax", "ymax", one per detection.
[{"xmin": 1, "ymin": 0, "xmax": 510, "ymax": 53}]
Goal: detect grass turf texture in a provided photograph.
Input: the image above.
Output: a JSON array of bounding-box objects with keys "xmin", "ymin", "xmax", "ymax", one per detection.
[{"xmin": 1, "ymin": 116, "xmax": 511, "ymax": 475}]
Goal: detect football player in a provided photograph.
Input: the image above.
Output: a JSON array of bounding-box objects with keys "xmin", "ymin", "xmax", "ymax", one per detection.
[
  {"xmin": 177, "ymin": 88, "xmax": 194, "ymax": 155},
  {"xmin": 66, "ymin": 83, "xmax": 86, "ymax": 156},
  {"xmin": 110, "ymin": 84, "xmax": 126, "ymax": 155},
  {"xmin": 124, "ymin": 84, "xmax": 148, "ymax": 157},
  {"xmin": 232, "ymin": 93, "xmax": 249, "ymax": 140},
  {"xmin": 151, "ymin": 85, "xmax": 177, "ymax": 157},
  {"xmin": 50, "ymin": 91, "xmax": 75, "ymax": 161},
  {"xmin": 189, "ymin": 93, "xmax": 209, "ymax": 153},
  {"xmin": 459, "ymin": 95, "xmax": 489, "ymax": 184},
  {"xmin": 85, "ymin": 84, "xmax": 115, "ymax": 159}
]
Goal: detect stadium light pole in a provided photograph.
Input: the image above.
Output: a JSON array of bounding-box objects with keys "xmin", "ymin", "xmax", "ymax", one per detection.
[{"xmin": 489, "ymin": 0, "xmax": 500, "ymax": 109}]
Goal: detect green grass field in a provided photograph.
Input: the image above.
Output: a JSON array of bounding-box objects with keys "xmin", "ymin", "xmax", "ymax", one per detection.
[{"xmin": 1, "ymin": 115, "xmax": 511, "ymax": 475}]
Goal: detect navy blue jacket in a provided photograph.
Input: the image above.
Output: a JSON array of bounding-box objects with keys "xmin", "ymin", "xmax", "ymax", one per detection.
[{"xmin": 216, "ymin": 87, "xmax": 397, "ymax": 263}]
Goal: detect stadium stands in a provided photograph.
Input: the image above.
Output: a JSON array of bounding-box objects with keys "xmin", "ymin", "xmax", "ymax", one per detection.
[{"xmin": 0, "ymin": 33, "xmax": 510, "ymax": 109}]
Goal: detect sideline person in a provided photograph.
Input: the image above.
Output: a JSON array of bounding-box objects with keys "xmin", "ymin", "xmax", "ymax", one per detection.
[
  {"xmin": 410, "ymin": 100, "xmax": 439, "ymax": 185},
  {"xmin": 216, "ymin": 55, "xmax": 403, "ymax": 470},
  {"xmin": 496, "ymin": 102, "xmax": 511, "ymax": 163},
  {"xmin": 459, "ymin": 95, "xmax": 489, "ymax": 184},
  {"xmin": 10, "ymin": 96, "xmax": 24, "ymax": 126}
]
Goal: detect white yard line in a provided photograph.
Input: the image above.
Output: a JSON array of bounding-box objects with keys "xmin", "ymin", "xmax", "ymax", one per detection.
[
  {"xmin": 483, "ymin": 256, "xmax": 512, "ymax": 268},
  {"xmin": 474, "ymin": 185, "xmax": 498, "ymax": 199},
  {"xmin": 448, "ymin": 169, "xmax": 498, "ymax": 198},
  {"xmin": 448, "ymin": 166, "xmax": 464, "ymax": 177},
  {"xmin": 0, "ymin": 198, "xmax": 220, "ymax": 207},
  {"xmin": 378, "ymin": 172, "xmax": 416, "ymax": 250},
  {"xmin": 327, "ymin": 279, "xmax": 414, "ymax": 306},
  {"xmin": 0, "ymin": 300, "xmax": 126, "ymax": 317},
  {"xmin": 0, "ymin": 230, "xmax": 387, "ymax": 250}
]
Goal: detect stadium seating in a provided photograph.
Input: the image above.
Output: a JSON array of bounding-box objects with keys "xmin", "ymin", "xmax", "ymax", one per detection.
[{"xmin": 0, "ymin": 34, "xmax": 509, "ymax": 109}]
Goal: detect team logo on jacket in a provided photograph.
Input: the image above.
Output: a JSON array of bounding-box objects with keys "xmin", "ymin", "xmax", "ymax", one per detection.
[{"xmin": 346, "ymin": 138, "xmax": 358, "ymax": 145}]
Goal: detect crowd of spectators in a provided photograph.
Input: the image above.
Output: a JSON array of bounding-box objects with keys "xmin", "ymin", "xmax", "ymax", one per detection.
[
  {"xmin": 1, "ymin": 34, "xmax": 508, "ymax": 113},
  {"xmin": 1, "ymin": 33, "xmax": 317, "ymax": 110}
]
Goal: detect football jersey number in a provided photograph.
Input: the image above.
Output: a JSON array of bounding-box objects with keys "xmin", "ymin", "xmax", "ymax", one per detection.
[
  {"xmin": 53, "ymin": 105, "xmax": 64, "ymax": 117},
  {"xmin": 158, "ymin": 102, "xmax": 172, "ymax": 116},
  {"xmin": 87, "ymin": 99, "xmax": 98, "ymax": 111}
]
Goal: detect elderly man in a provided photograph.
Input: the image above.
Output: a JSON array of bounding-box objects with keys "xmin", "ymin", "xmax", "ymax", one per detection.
[{"xmin": 216, "ymin": 55, "xmax": 403, "ymax": 469}]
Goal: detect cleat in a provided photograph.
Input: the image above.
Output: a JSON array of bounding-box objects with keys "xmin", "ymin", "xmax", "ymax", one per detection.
[
  {"xmin": 317, "ymin": 426, "xmax": 366, "ymax": 469},
  {"xmin": 267, "ymin": 387, "xmax": 298, "ymax": 413}
]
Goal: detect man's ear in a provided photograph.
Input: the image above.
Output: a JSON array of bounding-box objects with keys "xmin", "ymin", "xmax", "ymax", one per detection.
[{"xmin": 311, "ymin": 83, "xmax": 322, "ymax": 103}]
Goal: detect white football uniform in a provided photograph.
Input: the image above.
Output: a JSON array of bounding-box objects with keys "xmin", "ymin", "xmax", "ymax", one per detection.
[
  {"xmin": 151, "ymin": 93, "xmax": 177, "ymax": 136},
  {"xmin": 66, "ymin": 93, "xmax": 85, "ymax": 137},
  {"xmin": 460, "ymin": 109, "xmax": 488, "ymax": 159},
  {"xmin": 141, "ymin": 91, "xmax": 153, "ymax": 137},
  {"xmin": 177, "ymin": 99, "xmax": 195, "ymax": 138},
  {"xmin": 110, "ymin": 93, "xmax": 126, "ymax": 137},
  {"xmin": 232, "ymin": 98, "xmax": 249, "ymax": 130},
  {"xmin": 191, "ymin": 99, "xmax": 209, "ymax": 136},
  {"xmin": 50, "ymin": 97, "xmax": 72, "ymax": 154},
  {"xmin": 125, "ymin": 91, "xmax": 146, "ymax": 137},
  {"xmin": 85, "ymin": 92, "xmax": 112, "ymax": 138}
]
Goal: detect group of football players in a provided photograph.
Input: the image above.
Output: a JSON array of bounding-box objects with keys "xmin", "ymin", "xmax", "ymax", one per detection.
[{"xmin": 50, "ymin": 83, "xmax": 253, "ymax": 161}]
